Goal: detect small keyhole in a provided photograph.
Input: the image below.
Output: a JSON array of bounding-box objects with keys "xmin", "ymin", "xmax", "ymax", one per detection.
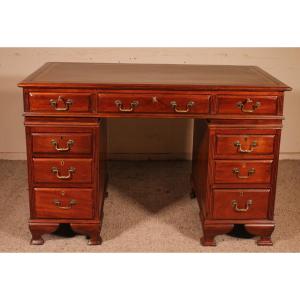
[{"xmin": 61, "ymin": 160, "xmax": 64, "ymax": 166}]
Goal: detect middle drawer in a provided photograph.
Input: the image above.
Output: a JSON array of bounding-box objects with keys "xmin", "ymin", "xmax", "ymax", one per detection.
[
  {"xmin": 98, "ymin": 93, "xmax": 211, "ymax": 114},
  {"xmin": 33, "ymin": 158, "xmax": 93, "ymax": 184},
  {"xmin": 214, "ymin": 160, "xmax": 273, "ymax": 184}
]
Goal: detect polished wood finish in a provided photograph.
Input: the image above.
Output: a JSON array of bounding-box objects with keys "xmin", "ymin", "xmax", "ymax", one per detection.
[
  {"xmin": 191, "ymin": 118, "xmax": 283, "ymax": 246},
  {"xmin": 29, "ymin": 223, "xmax": 59, "ymax": 245},
  {"xmin": 98, "ymin": 93, "xmax": 210, "ymax": 114},
  {"xmin": 19, "ymin": 62, "xmax": 291, "ymax": 246},
  {"xmin": 215, "ymin": 95, "xmax": 279, "ymax": 115},
  {"xmin": 24, "ymin": 114, "xmax": 106, "ymax": 245},
  {"xmin": 28, "ymin": 92, "xmax": 93, "ymax": 112},
  {"xmin": 214, "ymin": 160, "xmax": 273, "ymax": 184},
  {"xmin": 200, "ymin": 223, "xmax": 234, "ymax": 247},
  {"xmin": 245, "ymin": 223, "xmax": 275, "ymax": 246},
  {"xmin": 71, "ymin": 223, "xmax": 102, "ymax": 245},
  {"xmin": 212, "ymin": 189, "xmax": 270, "ymax": 219},
  {"xmin": 34, "ymin": 188, "xmax": 94, "ymax": 219},
  {"xmin": 215, "ymin": 133, "xmax": 275, "ymax": 157},
  {"xmin": 30, "ymin": 126, "xmax": 94, "ymax": 157},
  {"xmin": 32, "ymin": 158, "xmax": 93, "ymax": 184},
  {"xmin": 32, "ymin": 132, "xmax": 93, "ymax": 155}
]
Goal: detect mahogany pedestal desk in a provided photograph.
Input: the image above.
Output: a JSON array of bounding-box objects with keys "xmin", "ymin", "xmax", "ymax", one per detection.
[{"xmin": 18, "ymin": 62, "xmax": 291, "ymax": 246}]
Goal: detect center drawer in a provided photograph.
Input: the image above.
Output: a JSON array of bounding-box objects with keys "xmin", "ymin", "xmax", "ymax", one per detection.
[
  {"xmin": 98, "ymin": 93, "xmax": 211, "ymax": 114},
  {"xmin": 214, "ymin": 160, "xmax": 272, "ymax": 184},
  {"xmin": 34, "ymin": 188, "xmax": 94, "ymax": 219},
  {"xmin": 32, "ymin": 158, "xmax": 93, "ymax": 184}
]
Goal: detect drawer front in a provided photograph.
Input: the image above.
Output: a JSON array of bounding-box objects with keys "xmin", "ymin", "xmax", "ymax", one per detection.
[
  {"xmin": 215, "ymin": 134, "xmax": 275, "ymax": 156},
  {"xmin": 32, "ymin": 132, "xmax": 93, "ymax": 155},
  {"xmin": 214, "ymin": 160, "xmax": 272, "ymax": 184},
  {"xmin": 34, "ymin": 188, "xmax": 94, "ymax": 219},
  {"xmin": 216, "ymin": 95, "xmax": 278, "ymax": 115},
  {"xmin": 212, "ymin": 189, "xmax": 270, "ymax": 219},
  {"xmin": 33, "ymin": 158, "xmax": 93, "ymax": 184},
  {"xmin": 98, "ymin": 93, "xmax": 210, "ymax": 114},
  {"xmin": 28, "ymin": 92, "xmax": 92, "ymax": 112}
]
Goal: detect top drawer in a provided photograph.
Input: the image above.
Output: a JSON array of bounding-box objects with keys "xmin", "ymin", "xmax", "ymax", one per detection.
[
  {"xmin": 28, "ymin": 93, "xmax": 92, "ymax": 113},
  {"xmin": 216, "ymin": 95, "xmax": 278, "ymax": 115},
  {"xmin": 215, "ymin": 134, "xmax": 276, "ymax": 158},
  {"xmin": 98, "ymin": 93, "xmax": 210, "ymax": 114}
]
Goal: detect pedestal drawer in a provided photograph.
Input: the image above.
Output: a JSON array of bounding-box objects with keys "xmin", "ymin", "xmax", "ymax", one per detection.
[
  {"xmin": 34, "ymin": 188, "xmax": 94, "ymax": 219},
  {"xmin": 212, "ymin": 189, "xmax": 270, "ymax": 219},
  {"xmin": 215, "ymin": 134, "xmax": 275, "ymax": 157},
  {"xmin": 214, "ymin": 160, "xmax": 272, "ymax": 184},
  {"xmin": 33, "ymin": 158, "xmax": 93, "ymax": 184},
  {"xmin": 32, "ymin": 132, "xmax": 93, "ymax": 155},
  {"xmin": 28, "ymin": 92, "xmax": 92, "ymax": 113}
]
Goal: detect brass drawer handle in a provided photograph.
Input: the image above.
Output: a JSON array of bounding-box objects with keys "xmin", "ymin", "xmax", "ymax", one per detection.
[
  {"xmin": 236, "ymin": 98, "xmax": 261, "ymax": 113},
  {"xmin": 51, "ymin": 166, "xmax": 76, "ymax": 180},
  {"xmin": 53, "ymin": 199, "xmax": 77, "ymax": 209},
  {"xmin": 170, "ymin": 101, "xmax": 194, "ymax": 113},
  {"xmin": 232, "ymin": 167, "xmax": 255, "ymax": 179},
  {"xmin": 115, "ymin": 100, "xmax": 139, "ymax": 112},
  {"xmin": 51, "ymin": 139, "xmax": 74, "ymax": 152},
  {"xmin": 232, "ymin": 199, "xmax": 253, "ymax": 212},
  {"xmin": 49, "ymin": 96, "xmax": 73, "ymax": 111},
  {"xmin": 234, "ymin": 140, "xmax": 257, "ymax": 153}
]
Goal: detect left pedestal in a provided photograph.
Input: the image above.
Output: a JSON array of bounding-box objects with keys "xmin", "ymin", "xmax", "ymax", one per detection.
[{"xmin": 25, "ymin": 117, "xmax": 107, "ymax": 245}]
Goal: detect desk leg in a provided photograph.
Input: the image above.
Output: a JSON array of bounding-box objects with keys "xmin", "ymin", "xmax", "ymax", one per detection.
[
  {"xmin": 245, "ymin": 224, "xmax": 275, "ymax": 246},
  {"xmin": 29, "ymin": 223, "xmax": 59, "ymax": 245},
  {"xmin": 71, "ymin": 223, "xmax": 102, "ymax": 245},
  {"xmin": 190, "ymin": 174, "xmax": 196, "ymax": 199},
  {"xmin": 200, "ymin": 220, "xmax": 234, "ymax": 246}
]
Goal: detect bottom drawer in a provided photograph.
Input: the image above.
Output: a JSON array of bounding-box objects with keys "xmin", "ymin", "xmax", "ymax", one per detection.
[
  {"xmin": 212, "ymin": 189, "xmax": 270, "ymax": 220},
  {"xmin": 34, "ymin": 188, "xmax": 94, "ymax": 219}
]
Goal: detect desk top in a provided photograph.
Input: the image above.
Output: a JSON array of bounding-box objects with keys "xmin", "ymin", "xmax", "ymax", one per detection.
[{"xmin": 18, "ymin": 62, "xmax": 291, "ymax": 91}]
